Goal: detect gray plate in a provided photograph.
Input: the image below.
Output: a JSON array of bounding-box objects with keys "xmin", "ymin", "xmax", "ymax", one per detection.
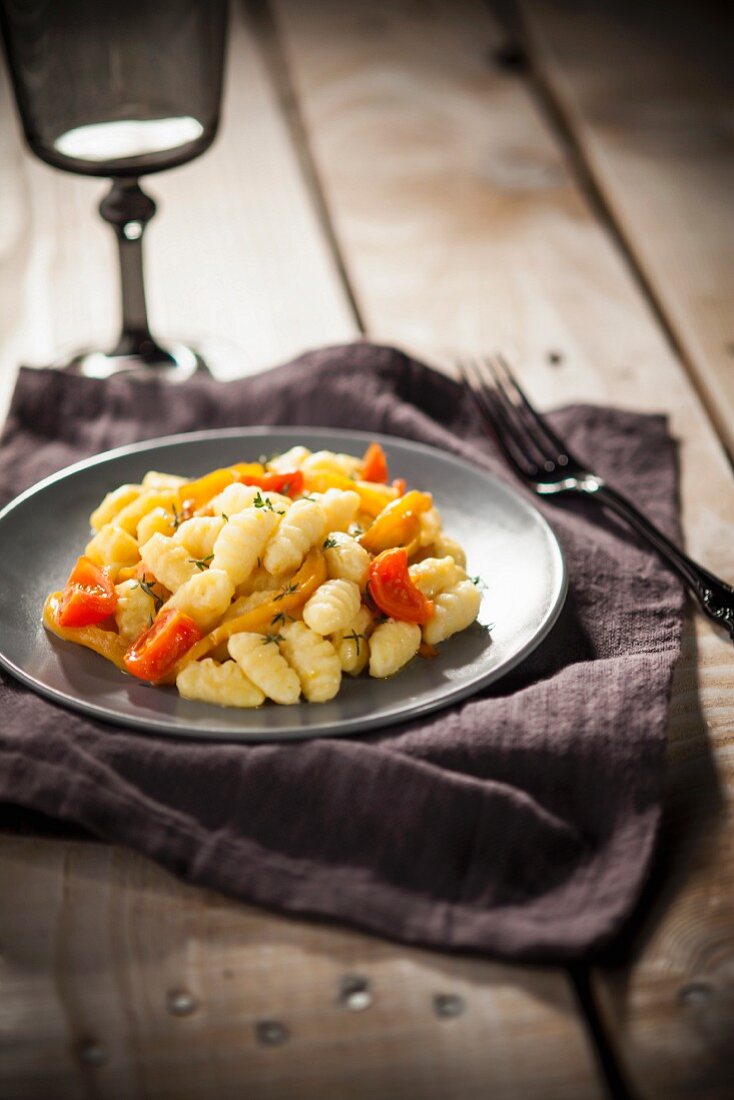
[{"xmin": 0, "ymin": 428, "xmax": 566, "ymax": 741}]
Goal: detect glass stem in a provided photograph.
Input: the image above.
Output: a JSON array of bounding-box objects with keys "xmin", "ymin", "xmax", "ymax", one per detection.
[{"xmin": 99, "ymin": 177, "xmax": 173, "ymax": 363}]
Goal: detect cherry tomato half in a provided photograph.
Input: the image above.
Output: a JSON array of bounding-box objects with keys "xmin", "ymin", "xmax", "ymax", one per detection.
[
  {"xmin": 56, "ymin": 556, "xmax": 117, "ymax": 628},
  {"xmin": 367, "ymin": 547, "xmax": 434, "ymax": 625},
  {"xmin": 124, "ymin": 608, "xmax": 202, "ymax": 683}
]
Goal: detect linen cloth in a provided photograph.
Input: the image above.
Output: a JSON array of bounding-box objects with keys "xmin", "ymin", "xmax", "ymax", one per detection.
[{"xmin": 0, "ymin": 343, "xmax": 685, "ymax": 960}]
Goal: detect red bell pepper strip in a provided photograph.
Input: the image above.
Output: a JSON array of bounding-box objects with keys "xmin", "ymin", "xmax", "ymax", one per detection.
[
  {"xmin": 366, "ymin": 547, "xmax": 434, "ymax": 625},
  {"xmin": 361, "ymin": 441, "xmax": 389, "ymax": 484},
  {"xmin": 124, "ymin": 607, "xmax": 202, "ymax": 683},
  {"xmin": 56, "ymin": 556, "xmax": 118, "ymax": 628},
  {"xmin": 238, "ymin": 469, "xmax": 304, "ymax": 497}
]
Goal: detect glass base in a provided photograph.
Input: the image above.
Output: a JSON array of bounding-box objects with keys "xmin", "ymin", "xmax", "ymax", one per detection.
[{"xmin": 58, "ymin": 340, "xmax": 208, "ymax": 382}]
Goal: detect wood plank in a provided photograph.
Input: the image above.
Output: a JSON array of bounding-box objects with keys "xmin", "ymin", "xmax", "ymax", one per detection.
[
  {"xmin": 0, "ymin": 0, "xmax": 355, "ymax": 426},
  {"xmin": 272, "ymin": 1, "xmax": 734, "ymax": 1097},
  {"xmin": 0, "ymin": 4, "xmax": 601, "ymax": 1098},
  {"xmin": 0, "ymin": 837, "xmax": 601, "ymax": 1100},
  {"xmin": 518, "ymin": 0, "xmax": 734, "ymax": 458},
  {"xmin": 514, "ymin": 4, "xmax": 734, "ymax": 1095}
]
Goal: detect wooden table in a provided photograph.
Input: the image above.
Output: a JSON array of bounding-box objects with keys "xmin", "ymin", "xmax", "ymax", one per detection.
[{"xmin": 1, "ymin": 2, "xmax": 732, "ymax": 1097}]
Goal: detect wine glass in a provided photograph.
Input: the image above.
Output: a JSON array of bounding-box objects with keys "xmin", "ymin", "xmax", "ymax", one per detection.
[{"xmin": 0, "ymin": 0, "xmax": 229, "ymax": 380}]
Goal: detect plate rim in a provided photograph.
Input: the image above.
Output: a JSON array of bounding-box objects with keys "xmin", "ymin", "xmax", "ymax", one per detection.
[{"xmin": 0, "ymin": 425, "xmax": 568, "ymax": 740}]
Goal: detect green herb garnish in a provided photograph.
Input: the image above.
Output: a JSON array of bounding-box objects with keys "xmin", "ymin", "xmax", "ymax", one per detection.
[
  {"xmin": 345, "ymin": 629, "xmax": 365, "ymax": 654},
  {"xmin": 135, "ymin": 575, "xmax": 163, "ymax": 611},
  {"xmin": 189, "ymin": 554, "xmax": 214, "ymax": 571},
  {"xmin": 271, "ymin": 611, "xmax": 293, "ymax": 628},
  {"xmin": 323, "ymin": 535, "xmax": 338, "ymax": 549},
  {"xmin": 253, "ymin": 490, "xmax": 285, "ymax": 515},
  {"xmin": 262, "ymin": 632, "xmax": 285, "ymax": 645},
  {"xmin": 274, "ymin": 582, "xmax": 298, "ymax": 602}
]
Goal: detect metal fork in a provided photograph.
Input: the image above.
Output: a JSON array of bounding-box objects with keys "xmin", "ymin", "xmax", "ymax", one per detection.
[{"xmin": 459, "ymin": 353, "xmax": 734, "ymax": 641}]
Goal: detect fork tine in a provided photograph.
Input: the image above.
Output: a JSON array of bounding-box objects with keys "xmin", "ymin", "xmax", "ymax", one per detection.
[
  {"xmin": 459, "ymin": 357, "xmax": 537, "ymax": 479},
  {"xmin": 479, "ymin": 355, "xmax": 554, "ymax": 472},
  {"xmin": 494, "ymin": 353, "xmax": 573, "ymax": 466}
]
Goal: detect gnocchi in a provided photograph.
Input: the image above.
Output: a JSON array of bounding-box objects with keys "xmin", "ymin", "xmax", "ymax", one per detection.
[{"xmin": 44, "ymin": 441, "xmax": 484, "ymax": 709}]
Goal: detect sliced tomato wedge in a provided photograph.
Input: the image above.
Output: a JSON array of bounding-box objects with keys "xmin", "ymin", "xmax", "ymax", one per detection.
[
  {"xmin": 124, "ymin": 608, "xmax": 202, "ymax": 683},
  {"xmin": 238, "ymin": 469, "xmax": 304, "ymax": 497},
  {"xmin": 56, "ymin": 556, "xmax": 117, "ymax": 628},
  {"xmin": 367, "ymin": 547, "xmax": 434, "ymax": 624},
  {"xmin": 361, "ymin": 441, "xmax": 389, "ymax": 484}
]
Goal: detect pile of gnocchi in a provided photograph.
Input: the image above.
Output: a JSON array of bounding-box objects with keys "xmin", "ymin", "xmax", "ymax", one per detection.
[{"xmin": 43, "ymin": 441, "xmax": 482, "ymax": 709}]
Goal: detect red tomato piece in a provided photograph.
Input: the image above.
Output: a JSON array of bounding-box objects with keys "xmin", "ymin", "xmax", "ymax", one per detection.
[
  {"xmin": 361, "ymin": 442, "xmax": 389, "ymax": 484},
  {"xmin": 367, "ymin": 547, "xmax": 434, "ymax": 625},
  {"xmin": 56, "ymin": 556, "xmax": 118, "ymax": 628},
  {"xmin": 392, "ymin": 478, "xmax": 407, "ymax": 497},
  {"xmin": 238, "ymin": 469, "xmax": 304, "ymax": 497},
  {"xmin": 124, "ymin": 608, "xmax": 203, "ymax": 683}
]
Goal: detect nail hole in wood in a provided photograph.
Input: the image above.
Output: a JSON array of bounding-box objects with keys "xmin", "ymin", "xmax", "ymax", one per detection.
[
  {"xmin": 338, "ymin": 974, "xmax": 373, "ymax": 1012},
  {"xmin": 256, "ymin": 1020, "xmax": 290, "ymax": 1046},
  {"xmin": 77, "ymin": 1038, "xmax": 108, "ymax": 1066},
  {"xmin": 433, "ymin": 993, "xmax": 466, "ymax": 1019},
  {"xmin": 167, "ymin": 989, "xmax": 199, "ymax": 1017},
  {"xmin": 679, "ymin": 981, "xmax": 714, "ymax": 1006},
  {"xmin": 487, "ymin": 42, "xmax": 528, "ymax": 72}
]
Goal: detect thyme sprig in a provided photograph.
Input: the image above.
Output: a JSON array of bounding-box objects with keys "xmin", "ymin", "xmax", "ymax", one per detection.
[
  {"xmin": 344, "ymin": 629, "xmax": 366, "ymax": 654},
  {"xmin": 262, "ymin": 632, "xmax": 285, "ymax": 645},
  {"xmin": 274, "ymin": 582, "xmax": 299, "ymax": 602},
  {"xmin": 189, "ymin": 554, "xmax": 214, "ymax": 571},
  {"xmin": 135, "ymin": 575, "xmax": 163, "ymax": 611},
  {"xmin": 253, "ymin": 490, "xmax": 285, "ymax": 515},
  {"xmin": 271, "ymin": 611, "xmax": 293, "ymax": 628}
]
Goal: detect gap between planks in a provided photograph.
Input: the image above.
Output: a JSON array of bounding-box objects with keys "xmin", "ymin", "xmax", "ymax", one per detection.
[
  {"xmin": 245, "ymin": 0, "xmax": 367, "ymax": 334},
  {"xmin": 500, "ymin": 0, "xmax": 722, "ymax": 463}
]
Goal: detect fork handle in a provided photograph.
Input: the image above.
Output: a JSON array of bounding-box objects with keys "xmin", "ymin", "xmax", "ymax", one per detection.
[{"xmin": 588, "ymin": 482, "xmax": 734, "ymax": 640}]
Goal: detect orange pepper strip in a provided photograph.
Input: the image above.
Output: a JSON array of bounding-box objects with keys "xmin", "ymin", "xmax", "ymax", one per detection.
[
  {"xmin": 168, "ymin": 549, "xmax": 328, "ymax": 680},
  {"xmin": 359, "ymin": 490, "xmax": 432, "ymax": 555},
  {"xmin": 43, "ymin": 593, "xmax": 129, "ymax": 672},
  {"xmin": 178, "ymin": 463, "xmax": 267, "ymax": 513},
  {"xmin": 178, "ymin": 467, "xmax": 238, "ymax": 512},
  {"xmin": 302, "ymin": 470, "xmax": 398, "ymax": 517}
]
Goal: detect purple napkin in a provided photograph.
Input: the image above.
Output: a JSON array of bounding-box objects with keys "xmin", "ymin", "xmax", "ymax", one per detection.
[{"xmin": 0, "ymin": 343, "xmax": 684, "ymax": 960}]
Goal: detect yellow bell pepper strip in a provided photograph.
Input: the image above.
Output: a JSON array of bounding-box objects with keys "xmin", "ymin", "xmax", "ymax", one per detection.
[
  {"xmin": 178, "ymin": 465, "xmax": 253, "ymax": 513},
  {"xmin": 179, "ymin": 468, "xmax": 236, "ymax": 512},
  {"xmin": 43, "ymin": 592, "xmax": 129, "ymax": 672},
  {"xmin": 302, "ymin": 470, "xmax": 398, "ymax": 517},
  {"xmin": 359, "ymin": 490, "xmax": 432, "ymax": 555},
  {"xmin": 169, "ymin": 549, "xmax": 328, "ymax": 679},
  {"xmin": 179, "ymin": 462, "xmax": 307, "ymax": 513}
]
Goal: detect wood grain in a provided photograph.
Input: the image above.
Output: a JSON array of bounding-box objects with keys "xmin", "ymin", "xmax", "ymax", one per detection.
[
  {"xmin": 518, "ymin": 0, "xmax": 734, "ymax": 458},
  {"xmin": 0, "ymin": 3, "xmax": 603, "ymax": 1098},
  {"xmin": 272, "ymin": 1, "xmax": 734, "ymax": 1096},
  {"xmin": 0, "ymin": 837, "xmax": 601, "ymax": 1100}
]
